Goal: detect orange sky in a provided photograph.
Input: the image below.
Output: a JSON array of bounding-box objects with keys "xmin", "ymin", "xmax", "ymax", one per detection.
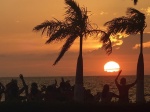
[{"xmin": 0, "ymin": 0, "xmax": 150, "ymax": 77}]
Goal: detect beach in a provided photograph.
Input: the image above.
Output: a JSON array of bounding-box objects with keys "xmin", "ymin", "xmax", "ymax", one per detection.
[{"xmin": 0, "ymin": 101, "xmax": 150, "ymax": 112}]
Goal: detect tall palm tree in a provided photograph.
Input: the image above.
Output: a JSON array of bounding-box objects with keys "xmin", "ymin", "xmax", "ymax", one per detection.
[
  {"xmin": 103, "ymin": 8, "xmax": 146, "ymax": 103},
  {"xmin": 33, "ymin": 0, "xmax": 109, "ymax": 102}
]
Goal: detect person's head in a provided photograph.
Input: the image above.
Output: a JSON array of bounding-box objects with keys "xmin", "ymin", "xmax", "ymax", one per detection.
[
  {"xmin": 11, "ymin": 79, "xmax": 18, "ymax": 88},
  {"xmin": 102, "ymin": 84, "xmax": 109, "ymax": 98},
  {"xmin": 120, "ymin": 78, "xmax": 126, "ymax": 85},
  {"xmin": 31, "ymin": 82, "xmax": 38, "ymax": 89},
  {"xmin": 103, "ymin": 84, "xmax": 109, "ymax": 92},
  {"xmin": 31, "ymin": 82, "xmax": 38, "ymax": 95}
]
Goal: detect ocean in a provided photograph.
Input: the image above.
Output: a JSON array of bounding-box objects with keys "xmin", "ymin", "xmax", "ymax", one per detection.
[{"xmin": 0, "ymin": 76, "xmax": 150, "ymax": 102}]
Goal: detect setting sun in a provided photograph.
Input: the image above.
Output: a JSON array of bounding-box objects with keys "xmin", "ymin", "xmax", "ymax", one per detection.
[{"xmin": 104, "ymin": 61, "xmax": 120, "ymax": 72}]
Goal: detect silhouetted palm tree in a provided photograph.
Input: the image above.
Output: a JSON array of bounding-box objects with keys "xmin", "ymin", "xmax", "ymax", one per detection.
[
  {"xmin": 104, "ymin": 8, "xmax": 146, "ymax": 103},
  {"xmin": 33, "ymin": 0, "xmax": 109, "ymax": 102}
]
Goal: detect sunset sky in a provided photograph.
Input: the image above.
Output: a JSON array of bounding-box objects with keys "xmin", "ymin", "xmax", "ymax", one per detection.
[{"xmin": 0, "ymin": 0, "xmax": 150, "ymax": 77}]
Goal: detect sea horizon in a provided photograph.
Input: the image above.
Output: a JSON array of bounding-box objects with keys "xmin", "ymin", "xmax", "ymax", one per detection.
[{"xmin": 1, "ymin": 74, "xmax": 150, "ymax": 78}]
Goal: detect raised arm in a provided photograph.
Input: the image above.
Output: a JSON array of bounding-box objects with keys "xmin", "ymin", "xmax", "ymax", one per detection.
[
  {"xmin": 115, "ymin": 70, "xmax": 122, "ymax": 86},
  {"xmin": 19, "ymin": 74, "xmax": 28, "ymax": 96},
  {"xmin": 128, "ymin": 78, "xmax": 137, "ymax": 88}
]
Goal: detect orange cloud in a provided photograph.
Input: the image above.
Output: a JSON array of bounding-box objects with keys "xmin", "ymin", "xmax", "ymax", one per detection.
[
  {"xmin": 110, "ymin": 33, "xmax": 128, "ymax": 47},
  {"xmin": 99, "ymin": 11, "xmax": 108, "ymax": 15},
  {"xmin": 133, "ymin": 41, "xmax": 150, "ymax": 49},
  {"xmin": 146, "ymin": 7, "xmax": 150, "ymax": 15},
  {"xmin": 141, "ymin": 7, "xmax": 150, "ymax": 16}
]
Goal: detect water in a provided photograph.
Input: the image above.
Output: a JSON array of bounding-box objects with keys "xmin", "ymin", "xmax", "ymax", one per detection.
[{"xmin": 0, "ymin": 76, "xmax": 150, "ymax": 102}]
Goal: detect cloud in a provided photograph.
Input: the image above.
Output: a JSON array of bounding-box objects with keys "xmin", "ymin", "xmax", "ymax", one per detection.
[
  {"xmin": 133, "ymin": 41, "xmax": 150, "ymax": 49},
  {"xmin": 146, "ymin": 7, "xmax": 150, "ymax": 16},
  {"xmin": 141, "ymin": 7, "xmax": 150, "ymax": 16},
  {"xmin": 110, "ymin": 33, "xmax": 129, "ymax": 47},
  {"xmin": 133, "ymin": 44, "xmax": 140, "ymax": 49},
  {"xmin": 99, "ymin": 11, "xmax": 108, "ymax": 15},
  {"xmin": 91, "ymin": 33, "xmax": 150, "ymax": 55}
]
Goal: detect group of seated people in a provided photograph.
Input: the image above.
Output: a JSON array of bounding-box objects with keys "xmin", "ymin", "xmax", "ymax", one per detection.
[{"xmin": 0, "ymin": 70, "xmax": 137, "ymax": 103}]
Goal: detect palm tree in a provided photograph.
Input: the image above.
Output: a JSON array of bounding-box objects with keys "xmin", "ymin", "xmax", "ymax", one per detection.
[
  {"xmin": 33, "ymin": 0, "xmax": 109, "ymax": 102},
  {"xmin": 103, "ymin": 8, "xmax": 146, "ymax": 103}
]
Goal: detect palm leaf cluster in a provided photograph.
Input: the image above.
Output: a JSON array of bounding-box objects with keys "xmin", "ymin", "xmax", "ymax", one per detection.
[
  {"xmin": 103, "ymin": 8, "xmax": 146, "ymax": 42},
  {"xmin": 33, "ymin": 0, "xmax": 107, "ymax": 65},
  {"xmin": 101, "ymin": 8, "xmax": 146, "ymax": 55}
]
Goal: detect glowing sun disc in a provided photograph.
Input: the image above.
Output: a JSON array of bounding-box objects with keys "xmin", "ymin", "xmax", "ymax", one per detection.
[{"xmin": 104, "ymin": 61, "xmax": 120, "ymax": 72}]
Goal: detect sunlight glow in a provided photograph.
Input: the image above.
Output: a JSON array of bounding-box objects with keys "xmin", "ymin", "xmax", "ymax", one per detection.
[{"xmin": 104, "ymin": 61, "xmax": 120, "ymax": 72}]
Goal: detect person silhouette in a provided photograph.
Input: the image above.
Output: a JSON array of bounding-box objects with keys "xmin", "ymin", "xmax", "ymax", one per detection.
[
  {"xmin": 59, "ymin": 77, "xmax": 66, "ymax": 91},
  {"xmin": 5, "ymin": 74, "xmax": 28, "ymax": 102},
  {"xmin": 94, "ymin": 92, "xmax": 101, "ymax": 102},
  {"xmin": 19, "ymin": 74, "xmax": 28, "ymax": 97},
  {"xmin": 100, "ymin": 84, "xmax": 119, "ymax": 103},
  {"xmin": 28, "ymin": 82, "xmax": 43, "ymax": 101},
  {"xmin": 115, "ymin": 70, "xmax": 137, "ymax": 103},
  {"xmin": 0, "ymin": 82, "xmax": 5, "ymax": 101},
  {"xmin": 84, "ymin": 89, "xmax": 94, "ymax": 102}
]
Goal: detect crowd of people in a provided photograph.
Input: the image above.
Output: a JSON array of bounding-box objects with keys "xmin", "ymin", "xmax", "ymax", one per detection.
[{"xmin": 0, "ymin": 70, "xmax": 137, "ymax": 103}]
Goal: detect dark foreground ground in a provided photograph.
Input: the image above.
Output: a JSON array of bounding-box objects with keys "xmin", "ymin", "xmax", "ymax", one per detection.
[{"xmin": 0, "ymin": 101, "xmax": 150, "ymax": 112}]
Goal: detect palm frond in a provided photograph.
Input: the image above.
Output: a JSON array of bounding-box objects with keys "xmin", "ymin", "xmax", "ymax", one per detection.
[
  {"xmin": 104, "ymin": 17, "xmax": 129, "ymax": 35},
  {"xmin": 127, "ymin": 8, "xmax": 146, "ymax": 30},
  {"xmin": 100, "ymin": 32, "xmax": 112, "ymax": 55},
  {"xmin": 53, "ymin": 35, "xmax": 77, "ymax": 65},
  {"xmin": 104, "ymin": 8, "xmax": 146, "ymax": 36},
  {"xmin": 102, "ymin": 39, "xmax": 112, "ymax": 55},
  {"xmin": 33, "ymin": 20, "xmax": 73, "ymax": 43},
  {"xmin": 103, "ymin": 7, "xmax": 146, "ymax": 55},
  {"xmin": 33, "ymin": 20, "xmax": 51, "ymax": 32},
  {"xmin": 65, "ymin": 0, "xmax": 88, "ymax": 32},
  {"xmin": 33, "ymin": 20, "xmax": 63, "ymax": 36},
  {"xmin": 85, "ymin": 29, "xmax": 105, "ymax": 38},
  {"xmin": 45, "ymin": 28, "xmax": 67, "ymax": 44},
  {"xmin": 45, "ymin": 24, "xmax": 72, "ymax": 44},
  {"xmin": 65, "ymin": 0, "xmax": 82, "ymax": 21}
]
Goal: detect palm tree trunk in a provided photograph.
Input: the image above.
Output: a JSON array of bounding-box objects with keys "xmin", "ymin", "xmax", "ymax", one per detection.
[
  {"xmin": 136, "ymin": 30, "xmax": 145, "ymax": 103},
  {"xmin": 74, "ymin": 35, "xmax": 84, "ymax": 102}
]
